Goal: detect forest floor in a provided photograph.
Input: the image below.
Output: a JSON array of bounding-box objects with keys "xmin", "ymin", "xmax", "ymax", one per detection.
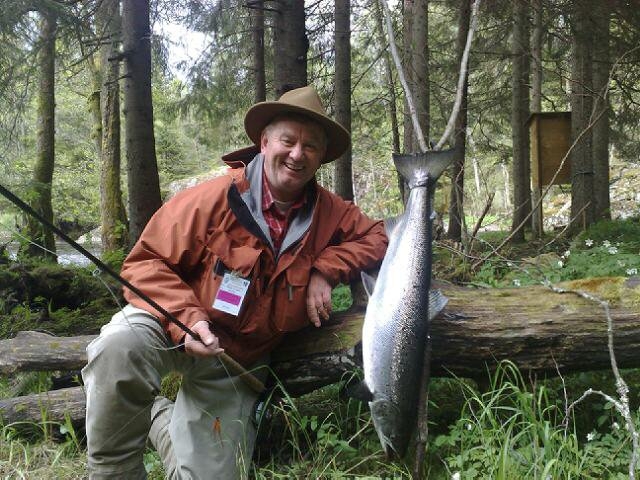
[{"xmin": 1, "ymin": 215, "xmax": 640, "ymax": 478}]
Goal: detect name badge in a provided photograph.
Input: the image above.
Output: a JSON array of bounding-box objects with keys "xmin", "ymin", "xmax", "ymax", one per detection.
[{"xmin": 212, "ymin": 272, "xmax": 250, "ymax": 316}]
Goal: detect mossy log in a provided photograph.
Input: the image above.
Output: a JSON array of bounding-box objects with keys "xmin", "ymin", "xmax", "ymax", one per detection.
[
  {"xmin": 0, "ymin": 387, "xmax": 86, "ymax": 427},
  {"xmin": 1, "ymin": 276, "xmax": 639, "ymax": 424}
]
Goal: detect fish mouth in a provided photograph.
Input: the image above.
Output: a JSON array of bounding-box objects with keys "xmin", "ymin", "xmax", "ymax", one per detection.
[{"xmin": 370, "ymin": 397, "xmax": 409, "ymax": 458}]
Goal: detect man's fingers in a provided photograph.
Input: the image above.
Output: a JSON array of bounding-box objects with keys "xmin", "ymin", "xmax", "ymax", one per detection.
[{"xmin": 185, "ymin": 320, "xmax": 224, "ymax": 357}]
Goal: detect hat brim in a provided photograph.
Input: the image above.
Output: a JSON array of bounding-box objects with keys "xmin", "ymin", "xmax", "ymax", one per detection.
[{"xmin": 244, "ymin": 102, "xmax": 350, "ymax": 164}]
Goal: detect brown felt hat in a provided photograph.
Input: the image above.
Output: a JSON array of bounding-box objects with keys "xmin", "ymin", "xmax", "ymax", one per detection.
[{"xmin": 244, "ymin": 85, "xmax": 351, "ymax": 163}]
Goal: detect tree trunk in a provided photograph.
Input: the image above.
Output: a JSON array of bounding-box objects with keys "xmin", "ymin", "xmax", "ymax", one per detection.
[
  {"xmin": 530, "ymin": 0, "xmax": 544, "ymax": 237},
  {"xmin": 23, "ymin": 8, "xmax": 57, "ymax": 261},
  {"xmin": 250, "ymin": 0, "xmax": 266, "ymax": 103},
  {"xmin": 333, "ymin": 0, "xmax": 353, "ymax": 201},
  {"xmin": 447, "ymin": 0, "xmax": 471, "ymax": 243},
  {"xmin": 409, "ymin": 0, "xmax": 429, "ymax": 152},
  {"xmin": 86, "ymin": 56, "xmax": 103, "ymax": 158},
  {"xmin": 401, "ymin": 0, "xmax": 414, "ymax": 157},
  {"xmin": 122, "ymin": 0, "xmax": 162, "ymax": 246},
  {"xmin": 272, "ymin": 0, "xmax": 307, "ymax": 97},
  {"xmin": 570, "ymin": 0, "xmax": 594, "ymax": 232},
  {"xmin": 510, "ymin": 0, "xmax": 531, "ymax": 242},
  {"xmin": 591, "ymin": 2, "xmax": 610, "ymax": 221},
  {"xmin": 100, "ymin": 0, "xmax": 129, "ymax": 253},
  {"xmin": 374, "ymin": 0, "xmax": 400, "ymax": 154}
]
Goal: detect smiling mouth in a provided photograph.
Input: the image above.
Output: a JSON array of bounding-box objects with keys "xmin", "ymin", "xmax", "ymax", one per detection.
[{"xmin": 284, "ymin": 162, "xmax": 304, "ymax": 172}]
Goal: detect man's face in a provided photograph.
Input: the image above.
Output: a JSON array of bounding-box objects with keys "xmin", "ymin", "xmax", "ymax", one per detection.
[{"xmin": 261, "ymin": 118, "xmax": 327, "ymax": 202}]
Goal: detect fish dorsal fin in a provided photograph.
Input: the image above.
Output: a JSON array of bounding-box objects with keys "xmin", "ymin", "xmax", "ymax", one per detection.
[
  {"xmin": 361, "ymin": 271, "xmax": 377, "ymax": 297},
  {"xmin": 383, "ymin": 214, "xmax": 403, "ymax": 238}
]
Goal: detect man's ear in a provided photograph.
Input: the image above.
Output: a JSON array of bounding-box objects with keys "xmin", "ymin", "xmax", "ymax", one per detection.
[{"xmin": 260, "ymin": 131, "xmax": 268, "ymax": 153}]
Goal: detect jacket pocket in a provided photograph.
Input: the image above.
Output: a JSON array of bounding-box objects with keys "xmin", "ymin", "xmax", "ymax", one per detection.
[
  {"xmin": 202, "ymin": 240, "xmax": 262, "ymax": 325},
  {"xmin": 271, "ymin": 256, "xmax": 312, "ymax": 333}
]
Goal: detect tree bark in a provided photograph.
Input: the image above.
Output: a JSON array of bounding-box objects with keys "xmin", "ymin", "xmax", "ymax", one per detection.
[
  {"xmin": 447, "ymin": 0, "xmax": 471, "ymax": 243},
  {"xmin": 510, "ymin": 0, "xmax": 531, "ymax": 242},
  {"xmin": 0, "ymin": 387, "xmax": 87, "ymax": 427},
  {"xmin": 333, "ymin": 0, "xmax": 353, "ymax": 201},
  {"xmin": 570, "ymin": 0, "xmax": 594, "ymax": 232},
  {"xmin": 122, "ymin": 0, "xmax": 162, "ymax": 246},
  {"xmin": 591, "ymin": 2, "xmax": 611, "ymax": 221},
  {"xmin": 401, "ymin": 0, "xmax": 414, "ymax": 158},
  {"xmin": 272, "ymin": 0, "xmax": 307, "ymax": 97},
  {"xmin": 407, "ymin": 0, "xmax": 429, "ymax": 152},
  {"xmin": 23, "ymin": 8, "xmax": 57, "ymax": 261},
  {"xmin": 99, "ymin": 0, "xmax": 129, "ymax": 253},
  {"xmin": 530, "ymin": 0, "xmax": 544, "ymax": 237},
  {"xmin": 250, "ymin": 0, "xmax": 266, "ymax": 103}
]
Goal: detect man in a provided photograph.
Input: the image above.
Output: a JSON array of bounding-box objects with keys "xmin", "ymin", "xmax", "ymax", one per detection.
[{"xmin": 82, "ymin": 85, "xmax": 387, "ymax": 479}]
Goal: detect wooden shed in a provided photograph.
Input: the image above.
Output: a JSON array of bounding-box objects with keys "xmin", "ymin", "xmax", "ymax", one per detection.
[{"xmin": 528, "ymin": 112, "xmax": 572, "ymax": 234}]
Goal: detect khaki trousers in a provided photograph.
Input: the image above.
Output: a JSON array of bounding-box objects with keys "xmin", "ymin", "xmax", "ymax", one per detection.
[{"xmin": 82, "ymin": 305, "xmax": 266, "ymax": 479}]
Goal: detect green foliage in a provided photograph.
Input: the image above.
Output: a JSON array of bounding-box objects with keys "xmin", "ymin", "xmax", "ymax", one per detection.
[
  {"xmin": 331, "ymin": 284, "xmax": 353, "ymax": 312},
  {"xmin": 254, "ymin": 382, "xmax": 410, "ymax": 479},
  {"xmin": 466, "ymin": 218, "xmax": 640, "ymax": 288},
  {"xmin": 433, "ymin": 362, "xmax": 639, "ymax": 479}
]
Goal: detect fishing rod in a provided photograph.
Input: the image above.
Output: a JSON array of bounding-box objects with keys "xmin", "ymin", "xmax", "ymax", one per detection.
[{"xmin": 0, "ymin": 183, "xmax": 265, "ymax": 393}]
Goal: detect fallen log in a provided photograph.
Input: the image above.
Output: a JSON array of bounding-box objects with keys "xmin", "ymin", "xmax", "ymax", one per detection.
[
  {"xmin": 0, "ymin": 386, "xmax": 86, "ymax": 427},
  {"xmin": 1, "ymin": 276, "xmax": 639, "ymax": 425}
]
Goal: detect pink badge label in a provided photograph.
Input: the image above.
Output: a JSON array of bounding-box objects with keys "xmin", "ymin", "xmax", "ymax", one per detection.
[{"xmin": 212, "ymin": 272, "xmax": 250, "ymax": 316}]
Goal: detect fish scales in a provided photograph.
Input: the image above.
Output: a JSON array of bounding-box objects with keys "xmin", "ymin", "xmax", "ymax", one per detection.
[{"xmin": 361, "ymin": 150, "xmax": 454, "ymax": 458}]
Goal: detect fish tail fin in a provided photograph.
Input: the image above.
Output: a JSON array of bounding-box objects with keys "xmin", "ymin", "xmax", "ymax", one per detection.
[{"xmin": 393, "ymin": 149, "xmax": 456, "ymax": 188}]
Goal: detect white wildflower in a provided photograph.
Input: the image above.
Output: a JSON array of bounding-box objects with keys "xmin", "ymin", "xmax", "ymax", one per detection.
[
  {"xmin": 563, "ymin": 250, "xmax": 571, "ymax": 258},
  {"xmin": 585, "ymin": 238, "xmax": 594, "ymax": 247},
  {"xmin": 627, "ymin": 268, "xmax": 638, "ymax": 276},
  {"xmin": 513, "ymin": 279, "xmax": 521, "ymax": 287},
  {"xmin": 466, "ymin": 423, "xmax": 473, "ymax": 431},
  {"xmin": 451, "ymin": 472, "xmax": 461, "ymax": 480},
  {"xmin": 608, "ymin": 246, "xmax": 618, "ymax": 255},
  {"xmin": 557, "ymin": 260, "xmax": 564, "ymax": 268},
  {"xmin": 613, "ymin": 422, "xmax": 620, "ymax": 430},
  {"xmin": 603, "ymin": 240, "xmax": 611, "ymax": 248},
  {"xmin": 586, "ymin": 431, "xmax": 596, "ymax": 442},
  {"xmin": 507, "ymin": 261, "xmax": 514, "ymax": 267},
  {"xmin": 618, "ymin": 260, "xmax": 626, "ymax": 267}
]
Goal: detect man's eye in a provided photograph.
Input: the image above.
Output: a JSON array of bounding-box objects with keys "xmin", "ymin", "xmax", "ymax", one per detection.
[{"xmin": 280, "ymin": 138, "xmax": 294, "ymax": 146}]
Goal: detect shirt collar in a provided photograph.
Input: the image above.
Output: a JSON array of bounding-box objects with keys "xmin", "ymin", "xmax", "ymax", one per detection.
[{"xmin": 261, "ymin": 169, "xmax": 307, "ymax": 212}]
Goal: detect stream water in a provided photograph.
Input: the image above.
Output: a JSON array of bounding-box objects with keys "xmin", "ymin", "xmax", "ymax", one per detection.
[{"xmin": 5, "ymin": 239, "xmax": 101, "ymax": 267}]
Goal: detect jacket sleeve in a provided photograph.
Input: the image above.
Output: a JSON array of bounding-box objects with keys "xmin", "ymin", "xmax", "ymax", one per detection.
[
  {"xmin": 311, "ymin": 193, "xmax": 388, "ymax": 287},
  {"xmin": 120, "ymin": 183, "xmax": 221, "ymax": 344}
]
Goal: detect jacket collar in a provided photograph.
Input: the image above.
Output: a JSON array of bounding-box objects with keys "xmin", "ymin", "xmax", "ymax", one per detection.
[{"xmin": 231, "ymin": 152, "xmax": 318, "ymax": 259}]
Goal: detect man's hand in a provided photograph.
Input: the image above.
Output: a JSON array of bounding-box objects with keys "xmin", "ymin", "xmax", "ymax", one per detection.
[
  {"xmin": 307, "ymin": 270, "xmax": 332, "ymax": 327},
  {"xmin": 184, "ymin": 320, "xmax": 224, "ymax": 357}
]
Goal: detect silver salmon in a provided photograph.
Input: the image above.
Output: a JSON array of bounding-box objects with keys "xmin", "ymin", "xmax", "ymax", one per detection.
[{"xmin": 361, "ymin": 150, "xmax": 454, "ymax": 458}]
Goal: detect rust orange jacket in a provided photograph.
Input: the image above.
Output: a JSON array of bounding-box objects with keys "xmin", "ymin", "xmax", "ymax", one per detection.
[{"xmin": 120, "ymin": 153, "xmax": 388, "ymax": 366}]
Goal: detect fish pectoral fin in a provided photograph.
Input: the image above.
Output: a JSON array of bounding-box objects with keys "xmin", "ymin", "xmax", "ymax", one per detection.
[
  {"xmin": 383, "ymin": 214, "xmax": 403, "ymax": 237},
  {"xmin": 341, "ymin": 379, "xmax": 374, "ymax": 402},
  {"xmin": 428, "ymin": 289, "xmax": 449, "ymax": 320},
  {"xmin": 360, "ymin": 271, "xmax": 377, "ymax": 298}
]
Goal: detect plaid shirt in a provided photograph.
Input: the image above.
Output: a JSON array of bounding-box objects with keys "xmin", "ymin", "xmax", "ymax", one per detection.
[{"xmin": 261, "ymin": 173, "xmax": 306, "ymax": 254}]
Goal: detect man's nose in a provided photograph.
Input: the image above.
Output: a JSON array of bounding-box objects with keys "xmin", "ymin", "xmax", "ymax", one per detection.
[{"xmin": 289, "ymin": 142, "xmax": 304, "ymax": 160}]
